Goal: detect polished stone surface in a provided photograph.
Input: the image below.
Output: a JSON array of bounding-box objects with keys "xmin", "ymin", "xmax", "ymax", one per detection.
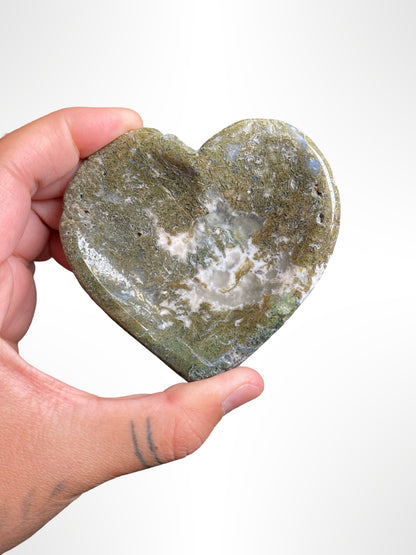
[{"xmin": 60, "ymin": 120, "xmax": 340, "ymax": 381}]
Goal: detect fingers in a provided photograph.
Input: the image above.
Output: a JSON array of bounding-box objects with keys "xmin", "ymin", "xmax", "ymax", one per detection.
[
  {"xmin": 0, "ymin": 107, "xmax": 142, "ymax": 194},
  {"xmin": 0, "ymin": 107, "xmax": 142, "ymax": 263},
  {"xmin": 48, "ymin": 230, "xmax": 72, "ymax": 270},
  {"xmin": 0, "ymin": 257, "xmax": 36, "ymax": 344},
  {"xmin": 70, "ymin": 367, "xmax": 264, "ymax": 492}
]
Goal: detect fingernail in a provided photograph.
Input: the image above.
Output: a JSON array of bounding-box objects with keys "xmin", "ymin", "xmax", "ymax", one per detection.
[{"xmin": 222, "ymin": 384, "xmax": 262, "ymax": 415}]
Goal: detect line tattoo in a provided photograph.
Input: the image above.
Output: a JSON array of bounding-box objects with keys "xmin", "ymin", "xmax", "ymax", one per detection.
[
  {"xmin": 146, "ymin": 418, "xmax": 163, "ymax": 465},
  {"xmin": 130, "ymin": 421, "xmax": 150, "ymax": 468},
  {"xmin": 21, "ymin": 489, "xmax": 34, "ymax": 521},
  {"xmin": 50, "ymin": 481, "xmax": 66, "ymax": 498}
]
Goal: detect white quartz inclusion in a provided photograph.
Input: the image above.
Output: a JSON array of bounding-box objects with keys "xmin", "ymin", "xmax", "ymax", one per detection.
[
  {"xmin": 156, "ymin": 229, "xmax": 195, "ymax": 261},
  {"xmin": 78, "ymin": 235, "xmax": 134, "ymax": 290},
  {"xmin": 77, "ymin": 191, "xmax": 325, "ymax": 332},
  {"xmin": 155, "ymin": 195, "xmax": 319, "ymax": 324}
]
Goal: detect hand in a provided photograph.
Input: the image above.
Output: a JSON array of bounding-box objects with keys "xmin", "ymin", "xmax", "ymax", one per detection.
[{"xmin": 0, "ymin": 108, "xmax": 264, "ymax": 552}]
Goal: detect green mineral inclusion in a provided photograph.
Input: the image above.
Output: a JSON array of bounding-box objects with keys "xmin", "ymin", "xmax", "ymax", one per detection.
[{"xmin": 60, "ymin": 120, "xmax": 340, "ymax": 381}]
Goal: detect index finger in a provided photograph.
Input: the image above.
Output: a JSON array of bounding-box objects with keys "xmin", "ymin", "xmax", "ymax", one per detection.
[{"xmin": 0, "ymin": 107, "xmax": 142, "ymax": 262}]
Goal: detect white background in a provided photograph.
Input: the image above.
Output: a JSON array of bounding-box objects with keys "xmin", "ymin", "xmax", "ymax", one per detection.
[{"xmin": 1, "ymin": 0, "xmax": 415, "ymax": 553}]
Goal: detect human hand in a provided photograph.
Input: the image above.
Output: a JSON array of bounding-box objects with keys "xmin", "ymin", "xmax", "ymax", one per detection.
[{"xmin": 0, "ymin": 108, "xmax": 263, "ymax": 552}]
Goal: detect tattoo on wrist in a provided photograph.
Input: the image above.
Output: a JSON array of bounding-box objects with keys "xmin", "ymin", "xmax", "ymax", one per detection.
[
  {"xmin": 21, "ymin": 489, "xmax": 35, "ymax": 521},
  {"xmin": 50, "ymin": 481, "xmax": 66, "ymax": 499}
]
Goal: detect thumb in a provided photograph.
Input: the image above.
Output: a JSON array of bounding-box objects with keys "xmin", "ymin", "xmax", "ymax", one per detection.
[{"xmin": 73, "ymin": 367, "xmax": 263, "ymax": 492}]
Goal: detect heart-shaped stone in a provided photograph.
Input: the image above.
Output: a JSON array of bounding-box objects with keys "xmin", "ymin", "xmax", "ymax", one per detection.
[{"xmin": 60, "ymin": 120, "xmax": 340, "ymax": 381}]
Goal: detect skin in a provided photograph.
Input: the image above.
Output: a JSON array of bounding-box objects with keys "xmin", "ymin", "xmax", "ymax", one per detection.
[{"xmin": 0, "ymin": 108, "xmax": 264, "ymax": 553}]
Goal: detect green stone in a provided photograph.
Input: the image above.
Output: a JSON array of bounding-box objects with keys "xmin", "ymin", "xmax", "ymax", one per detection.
[{"xmin": 60, "ymin": 120, "xmax": 340, "ymax": 381}]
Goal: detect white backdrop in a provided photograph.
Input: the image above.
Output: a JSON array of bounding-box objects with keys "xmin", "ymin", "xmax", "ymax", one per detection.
[{"xmin": 1, "ymin": 0, "xmax": 415, "ymax": 553}]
